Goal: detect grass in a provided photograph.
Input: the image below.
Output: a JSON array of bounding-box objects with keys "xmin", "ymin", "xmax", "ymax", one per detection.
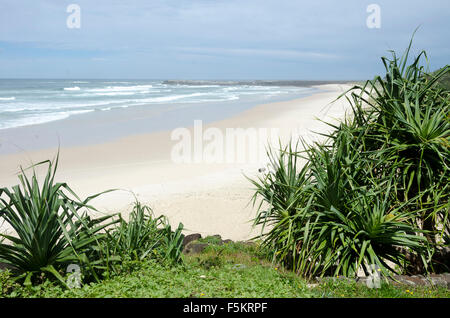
[
  {"xmin": 314, "ymin": 279, "xmax": 450, "ymax": 298},
  {"xmin": 0, "ymin": 35, "xmax": 448, "ymax": 299},
  {"xmin": 1, "ymin": 240, "xmax": 448, "ymax": 298}
]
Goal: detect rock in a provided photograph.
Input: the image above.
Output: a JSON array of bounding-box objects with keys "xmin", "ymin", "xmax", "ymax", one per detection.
[
  {"xmin": 182, "ymin": 233, "xmax": 202, "ymax": 248},
  {"xmin": 405, "ymin": 276, "xmax": 426, "ymax": 286},
  {"xmin": 239, "ymin": 240, "xmax": 257, "ymax": 247},
  {"xmin": 0, "ymin": 262, "xmax": 14, "ymax": 271},
  {"xmin": 315, "ymin": 273, "xmax": 450, "ymax": 289},
  {"xmin": 441, "ymin": 273, "xmax": 450, "ymax": 288},
  {"xmin": 183, "ymin": 242, "xmax": 208, "ymax": 255},
  {"xmin": 203, "ymin": 235, "xmax": 223, "ymax": 245},
  {"xmin": 428, "ymin": 274, "xmax": 448, "ymax": 288},
  {"xmin": 389, "ymin": 275, "xmax": 415, "ymax": 286},
  {"xmin": 222, "ymin": 239, "xmax": 233, "ymax": 245}
]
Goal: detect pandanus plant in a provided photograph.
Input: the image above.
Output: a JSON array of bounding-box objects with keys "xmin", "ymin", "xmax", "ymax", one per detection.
[
  {"xmin": 250, "ymin": 33, "xmax": 449, "ymax": 278},
  {"xmin": 0, "ymin": 155, "xmax": 118, "ymax": 286}
]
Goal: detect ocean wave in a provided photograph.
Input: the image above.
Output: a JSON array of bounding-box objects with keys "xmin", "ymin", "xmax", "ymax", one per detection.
[
  {"xmin": 88, "ymin": 85, "xmax": 153, "ymax": 93},
  {"xmin": 189, "ymin": 95, "xmax": 240, "ymax": 103},
  {"xmin": 0, "ymin": 80, "xmax": 316, "ymax": 130},
  {"xmin": 94, "ymin": 92, "xmax": 137, "ymax": 96},
  {"xmin": 1, "ymin": 107, "xmax": 28, "ymax": 113},
  {"xmin": 0, "ymin": 109, "xmax": 94, "ymax": 130},
  {"xmin": 136, "ymin": 92, "xmax": 211, "ymax": 103},
  {"xmin": 0, "ymin": 100, "xmax": 126, "ymax": 113},
  {"xmin": 63, "ymin": 86, "xmax": 81, "ymax": 91}
]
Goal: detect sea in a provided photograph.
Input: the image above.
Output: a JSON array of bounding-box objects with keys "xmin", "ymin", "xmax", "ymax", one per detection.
[{"xmin": 0, "ymin": 79, "xmax": 322, "ymax": 131}]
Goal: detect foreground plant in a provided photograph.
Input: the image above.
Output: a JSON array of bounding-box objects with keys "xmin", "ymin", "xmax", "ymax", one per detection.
[
  {"xmin": 339, "ymin": 36, "xmax": 449, "ymax": 252},
  {"xmin": 106, "ymin": 200, "xmax": 184, "ymax": 263},
  {"xmin": 251, "ymin": 142, "xmax": 429, "ymax": 278},
  {"xmin": 250, "ymin": 35, "xmax": 449, "ymax": 278},
  {"xmin": 0, "ymin": 155, "xmax": 117, "ymax": 285}
]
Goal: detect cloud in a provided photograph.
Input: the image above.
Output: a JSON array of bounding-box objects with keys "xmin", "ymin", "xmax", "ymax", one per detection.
[
  {"xmin": 174, "ymin": 47, "xmax": 339, "ymax": 61},
  {"xmin": 0, "ymin": 0, "xmax": 449, "ymax": 79}
]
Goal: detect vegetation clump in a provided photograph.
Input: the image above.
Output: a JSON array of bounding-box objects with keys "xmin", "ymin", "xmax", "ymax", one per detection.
[
  {"xmin": 249, "ymin": 38, "xmax": 449, "ymax": 279},
  {"xmin": 0, "ymin": 36, "xmax": 448, "ymax": 298},
  {"xmin": 0, "ymin": 157, "xmax": 184, "ymax": 288}
]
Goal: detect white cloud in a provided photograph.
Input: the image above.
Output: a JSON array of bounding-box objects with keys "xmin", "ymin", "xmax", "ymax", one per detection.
[{"xmin": 175, "ymin": 47, "xmax": 339, "ymax": 60}]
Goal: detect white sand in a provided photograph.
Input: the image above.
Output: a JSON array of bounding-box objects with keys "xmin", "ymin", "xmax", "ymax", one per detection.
[{"xmin": 0, "ymin": 84, "xmax": 353, "ymax": 241}]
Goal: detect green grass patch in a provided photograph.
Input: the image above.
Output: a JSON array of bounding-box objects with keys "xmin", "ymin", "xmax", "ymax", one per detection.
[
  {"xmin": 313, "ymin": 279, "xmax": 450, "ymax": 298},
  {"xmin": 2, "ymin": 241, "xmax": 448, "ymax": 298}
]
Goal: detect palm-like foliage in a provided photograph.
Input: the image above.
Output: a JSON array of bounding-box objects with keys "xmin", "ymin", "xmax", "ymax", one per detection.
[
  {"xmin": 107, "ymin": 202, "xmax": 166, "ymax": 261},
  {"xmin": 248, "ymin": 143, "xmax": 314, "ymax": 266},
  {"xmin": 250, "ymin": 36, "xmax": 449, "ymax": 278},
  {"xmin": 0, "ymin": 156, "xmax": 117, "ymax": 284},
  {"xmin": 340, "ymin": 38, "xmax": 449, "ymax": 245},
  {"xmin": 104, "ymin": 201, "xmax": 185, "ymax": 266},
  {"xmin": 251, "ymin": 138, "xmax": 429, "ymax": 278}
]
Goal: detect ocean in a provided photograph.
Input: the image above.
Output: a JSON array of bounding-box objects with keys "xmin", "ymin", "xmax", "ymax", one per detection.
[{"xmin": 0, "ymin": 79, "xmax": 320, "ymax": 131}]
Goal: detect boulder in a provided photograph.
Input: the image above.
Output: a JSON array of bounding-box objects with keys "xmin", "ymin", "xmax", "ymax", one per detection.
[
  {"xmin": 182, "ymin": 233, "xmax": 202, "ymax": 248},
  {"xmin": 183, "ymin": 242, "xmax": 208, "ymax": 255}
]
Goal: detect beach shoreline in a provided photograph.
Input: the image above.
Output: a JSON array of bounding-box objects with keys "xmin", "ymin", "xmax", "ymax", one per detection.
[{"xmin": 0, "ymin": 83, "xmax": 352, "ymax": 241}]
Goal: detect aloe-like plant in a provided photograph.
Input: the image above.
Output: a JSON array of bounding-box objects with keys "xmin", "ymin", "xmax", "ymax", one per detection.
[
  {"xmin": 250, "ymin": 35, "xmax": 449, "ymax": 278},
  {"xmin": 98, "ymin": 200, "xmax": 185, "ymax": 278},
  {"xmin": 339, "ymin": 35, "xmax": 449, "ymax": 247},
  {"xmin": 0, "ymin": 156, "xmax": 117, "ymax": 285},
  {"xmin": 162, "ymin": 222, "xmax": 185, "ymax": 264},
  {"xmin": 104, "ymin": 200, "xmax": 184, "ymax": 263},
  {"xmin": 251, "ymin": 137, "xmax": 429, "ymax": 278},
  {"xmin": 107, "ymin": 201, "xmax": 166, "ymax": 261}
]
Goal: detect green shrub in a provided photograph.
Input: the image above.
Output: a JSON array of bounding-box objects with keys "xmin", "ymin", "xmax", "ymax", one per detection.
[
  {"xmin": 98, "ymin": 201, "xmax": 185, "ymax": 277},
  {"xmin": 1, "ymin": 270, "xmax": 19, "ymax": 296},
  {"xmin": 0, "ymin": 156, "xmax": 118, "ymax": 286},
  {"xmin": 340, "ymin": 37, "xmax": 449, "ymax": 252},
  {"xmin": 250, "ymin": 36, "xmax": 449, "ymax": 278}
]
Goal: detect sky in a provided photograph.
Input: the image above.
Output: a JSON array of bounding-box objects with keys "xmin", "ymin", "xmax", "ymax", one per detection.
[{"xmin": 0, "ymin": 0, "xmax": 449, "ymax": 80}]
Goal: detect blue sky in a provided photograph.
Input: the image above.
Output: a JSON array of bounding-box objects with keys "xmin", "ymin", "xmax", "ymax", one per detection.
[{"xmin": 0, "ymin": 0, "xmax": 449, "ymax": 80}]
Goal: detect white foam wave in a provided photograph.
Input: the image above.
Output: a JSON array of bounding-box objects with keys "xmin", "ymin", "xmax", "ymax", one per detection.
[
  {"xmin": 1, "ymin": 107, "xmax": 27, "ymax": 113},
  {"xmin": 1, "ymin": 100, "xmax": 126, "ymax": 113},
  {"xmin": 0, "ymin": 109, "xmax": 94, "ymax": 130},
  {"xmin": 136, "ymin": 92, "xmax": 212, "ymax": 103},
  {"xmin": 0, "ymin": 82, "xmax": 316, "ymax": 130},
  {"xmin": 88, "ymin": 85, "xmax": 153, "ymax": 93},
  {"xmin": 63, "ymin": 86, "xmax": 81, "ymax": 91},
  {"xmin": 94, "ymin": 92, "xmax": 137, "ymax": 96}
]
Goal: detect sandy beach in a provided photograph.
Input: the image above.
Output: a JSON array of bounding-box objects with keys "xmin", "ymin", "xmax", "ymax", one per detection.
[{"xmin": 0, "ymin": 84, "xmax": 352, "ymax": 241}]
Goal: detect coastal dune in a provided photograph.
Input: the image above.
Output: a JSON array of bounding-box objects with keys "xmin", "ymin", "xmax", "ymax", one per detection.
[{"xmin": 0, "ymin": 84, "xmax": 352, "ymax": 241}]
